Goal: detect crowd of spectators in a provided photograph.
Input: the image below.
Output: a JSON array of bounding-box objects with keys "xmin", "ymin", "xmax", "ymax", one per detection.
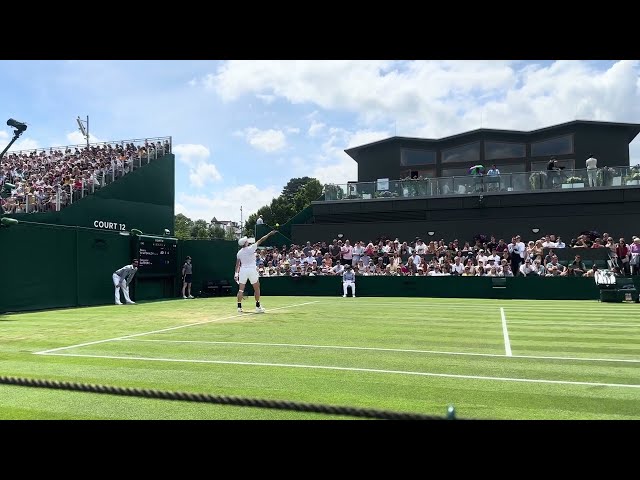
[
  {"xmin": 254, "ymin": 232, "xmax": 640, "ymax": 278},
  {"xmin": 1, "ymin": 139, "xmax": 171, "ymax": 214}
]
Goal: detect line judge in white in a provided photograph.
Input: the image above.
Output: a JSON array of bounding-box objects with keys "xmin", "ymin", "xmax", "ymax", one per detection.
[
  {"xmin": 112, "ymin": 259, "xmax": 138, "ymax": 305},
  {"xmin": 235, "ymin": 230, "xmax": 277, "ymax": 313}
]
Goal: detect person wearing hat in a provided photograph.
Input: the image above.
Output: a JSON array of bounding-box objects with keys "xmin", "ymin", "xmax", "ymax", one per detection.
[
  {"xmin": 342, "ymin": 264, "xmax": 356, "ymax": 298},
  {"xmin": 181, "ymin": 256, "xmax": 194, "ymax": 299},
  {"xmin": 235, "ymin": 229, "xmax": 277, "ymax": 313}
]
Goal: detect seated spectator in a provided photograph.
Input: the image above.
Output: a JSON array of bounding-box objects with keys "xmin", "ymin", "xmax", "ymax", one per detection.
[
  {"xmin": 560, "ymin": 264, "xmax": 578, "ymax": 276},
  {"xmin": 583, "ymin": 265, "xmax": 598, "ymax": 278},
  {"xmin": 544, "ymin": 249, "xmax": 555, "ymax": 266},
  {"xmin": 545, "ymin": 255, "xmax": 565, "ymax": 273},
  {"xmin": 570, "ymin": 255, "xmax": 586, "ymax": 276},
  {"xmin": 519, "ymin": 259, "xmax": 538, "ymax": 276}
]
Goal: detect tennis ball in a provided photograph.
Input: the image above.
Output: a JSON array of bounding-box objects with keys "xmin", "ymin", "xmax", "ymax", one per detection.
[{"xmin": 275, "ymin": 223, "xmax": 280, "ymax": 228}]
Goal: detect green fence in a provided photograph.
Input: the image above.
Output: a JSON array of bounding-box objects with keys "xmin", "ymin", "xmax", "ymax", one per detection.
[
  {"xmin": 0, "ymin": 223, "xmax": 242, "ymax": 313},
  {"xmin": 0, "ymin": 223, "xmax": 131, "ymax": 312}
]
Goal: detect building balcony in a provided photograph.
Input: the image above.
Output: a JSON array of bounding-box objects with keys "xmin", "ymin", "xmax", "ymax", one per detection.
[{"xmin": 323, "ymin": 166, "xmax": 639, "ymax": 201}]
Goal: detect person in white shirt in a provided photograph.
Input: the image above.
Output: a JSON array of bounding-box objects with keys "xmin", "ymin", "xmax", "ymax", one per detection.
[
  {"xmin": 256, "ymin": 215, "xmax": 264, "ymax": 225},
  {"xmin": 411, "ymin": 252, "xmax": 422, "ymax": 269},
  {"xmin": 451, "ymin": 257, "xmax": 465, "ymax": 275},
  {"xmin": 414, "ymin": 239, "xmax": 427, "ymax": 254},
  {"xmin": 331, "ymin": 263, "xmax": 345, "ymax": 276},
  {"xmin": 508, "ymin": 235, "xmax": 526, "ymax": 276},
  {"xmin": 342, "ymin": 265, "xmax": 356, "ymax": 297},
  {"xmin": 112, "ymin": 259, "xmax": 139, "ymax": 305},
  {"xmin": 585, "ymin": 154, "xmax": 598, "ymax": 187},
  {"xmin": 519, "ymin": 259, "xmax": 537, "ymax": 277},
  {"xmin": 234, "ymin": 230, "xmax": 277, "ymax": 313},
  {"xmin": 352, "ymin": 241, "xmax": 364, "ymax": 266}
]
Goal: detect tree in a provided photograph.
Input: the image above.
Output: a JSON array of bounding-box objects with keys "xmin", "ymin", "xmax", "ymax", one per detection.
[
  {"xmin": 281, "ymin": 177, "xmax": 314, "ymax": 201},
  {"xmin": 190, "ymin": 219, "xmax": 209, "ymax": 239},
  {"xmin": 209, "ymin": 223, "xmax": 227, "ymax": 240},
  {"xmin": 244, "ymin": 177, "xmax": 326, "ymax": 236},
  {"xmin": 293, "ymin": 179, "xmax": 323, "ymax": 211},
  {"xmin": 174, "ymin": 213, "xmax": 193, "ymax": 240},
  {"xmin": 224, "ymin": 228, "xmax": 237, "ymax": 241}
]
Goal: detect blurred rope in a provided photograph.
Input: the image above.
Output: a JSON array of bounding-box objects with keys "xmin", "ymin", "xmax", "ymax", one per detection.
[{"xmin": 0, "ymin": 375, "xmax": 457, "ymax": 420}]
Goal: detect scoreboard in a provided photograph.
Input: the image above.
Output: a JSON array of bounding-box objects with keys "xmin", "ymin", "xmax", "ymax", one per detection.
[{"xmin": 135, "ymin": 235, "xmax": 178, "ymax": 275}]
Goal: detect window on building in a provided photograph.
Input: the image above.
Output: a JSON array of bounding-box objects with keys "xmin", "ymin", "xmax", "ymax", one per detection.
[
  {"xmin": 401, "ymin": 168, "xmax": 435, "ymax": 179},
  {"xmin": 530, "ymin": 135, "xmax": 574, "ymax": 157},
  {"xmin": 531, "ymin": 158, "xmax": 575, "ymax": 172},
  {"xmin": 400, "ymin": 149, "xmax": 436, "ymax": 166},
  {"xmin": 488, "ymin": 163, "xmax": 526, "ymax": 174},
  {"xmin": 441, "ymin": 166, "xmax": 475, "ymax": 177},
  {"xmin": 441, "ymin": 142, "xmax": 481, "ymax": 164},
  {"xmin": 485, "ymin": 141, "xmax": 526, "ymax": 160}
]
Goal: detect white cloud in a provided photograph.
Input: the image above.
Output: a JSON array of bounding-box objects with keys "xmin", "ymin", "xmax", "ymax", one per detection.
[
  {"xmin": 173, "ymin": 143, "xmax": 210, "ymax": 166},
  {"xmin": 285, "ymin": 126, "xmax": 300, "ymax": 134},
  {"xmin": 66, "ymin": 130, "xmax": 103, "ymax": 145},
  {"xmin": 308, "ymin": 121, "xmax": 325, "ymax": 137},
  {"xmin": 198, "ymin": 60, "xmax": 640, "ymax": 142},
  {"xmin": 309, "ymin": 128, "xmax": 390, "ymax": 185},
  {"xmin": 0, "ymin": 130, "xmax": 8, "ymax": 141},
  {"xmin": 241, "ymin": 127, "xmax": 286, "ymax": 153},
  {"xmin": 256, "ymin": 93, "xmax": 276, "ymax": 104},
  {"xmin": 8, "ymin": 138, "xmax": 40, "ymax": 153},
  {"xmin": 177, "ymin": 184, "xmax": 280, "ymax": 223},
  {"xmin": 189, "ymin": 162, "xmax": 222, "ymax": 188}
]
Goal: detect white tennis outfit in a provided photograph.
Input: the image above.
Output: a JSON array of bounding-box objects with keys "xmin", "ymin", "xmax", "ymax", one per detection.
[{"xmin": 237, "ymin": 244, "xmax": 259, "ymax": 285}]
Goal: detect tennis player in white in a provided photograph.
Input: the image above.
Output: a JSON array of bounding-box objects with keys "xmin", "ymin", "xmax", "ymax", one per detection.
[{"xmin": 235, "ymin": 229, "xmax": 277, "ymax": 313}]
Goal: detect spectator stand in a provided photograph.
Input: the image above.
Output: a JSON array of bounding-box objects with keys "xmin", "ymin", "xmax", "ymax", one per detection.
[{"xmin": 1, "ymin": 137, "xmax": 171, "ymax": 215}]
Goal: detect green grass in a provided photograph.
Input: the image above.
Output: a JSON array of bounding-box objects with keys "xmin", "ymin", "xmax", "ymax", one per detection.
[{"xmin": 1, "ymin": 297, "xmax": 639, "ymax": 419}]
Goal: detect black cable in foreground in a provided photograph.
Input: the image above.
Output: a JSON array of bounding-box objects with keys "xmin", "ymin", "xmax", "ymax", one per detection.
[{"xmin": 0, "ymin": 375, "xmax": 457, "ymax": 420}]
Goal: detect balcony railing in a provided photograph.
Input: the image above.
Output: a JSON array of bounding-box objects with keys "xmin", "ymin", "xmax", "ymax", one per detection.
[{"xmin": 323, "ymin": 166, "xmax": 640, "ymax": 201}]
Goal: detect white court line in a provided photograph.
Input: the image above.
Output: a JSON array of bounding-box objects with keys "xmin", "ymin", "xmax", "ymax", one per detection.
[
  {"xmin": 320, "ymin": 301, "xmax": 640, "ymax": 310},
  {"xmin": 117, "ymin": 339, "xmax": 640, "ymax": 364},
  {"xmin": 501, "ymin": 307, "xmax": 512, "ymax": 356},
  {"xmin": 33, "ymin": 301, "xmax": 319, "ymax": 355},
  {"xmin": 506, "ymin": 321, "xmax": 640, "ymax": 327},
  {"xmin": 36, "ymin": 352, "xmax": 640, "ymax": 389}
]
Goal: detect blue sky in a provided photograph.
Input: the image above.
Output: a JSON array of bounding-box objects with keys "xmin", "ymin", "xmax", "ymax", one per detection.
[{"xmin": 1, "ymin": 60, "xmax": 639, "ymax": 225}]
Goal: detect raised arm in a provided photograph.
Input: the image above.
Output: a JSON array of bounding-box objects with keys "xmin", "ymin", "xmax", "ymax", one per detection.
[{"xmin": 255, "ymin": 229, "xmax": 277, "ymax": 247}]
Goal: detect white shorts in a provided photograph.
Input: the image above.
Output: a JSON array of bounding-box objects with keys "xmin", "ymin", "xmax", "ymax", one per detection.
[{"xmin": 238, "ymin": 267, "xmax": 259, "ymax": 285}]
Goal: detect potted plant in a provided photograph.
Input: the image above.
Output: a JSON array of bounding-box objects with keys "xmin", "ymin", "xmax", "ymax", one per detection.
[
  {"xmin": 625, "ymin": 172, "xmax": 640, "ymax": 186},
  {"xmin": 529, "ymin": 171, "xmax": 545, "ymax": 190},
  {"xmin": 562, "ymin": 176, "xmax": 585, "ymax": 188}
]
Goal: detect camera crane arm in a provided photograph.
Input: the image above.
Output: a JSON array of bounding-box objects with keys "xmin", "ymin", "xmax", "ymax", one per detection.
[{"xmin": 0, "ymin": 119, "xmax": 28, "ymax": 161}]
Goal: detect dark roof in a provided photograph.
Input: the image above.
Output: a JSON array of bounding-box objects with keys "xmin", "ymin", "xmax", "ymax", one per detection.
[{"xmin": 344, "ymin": 120, "xmax": 640, "ymax": 160}]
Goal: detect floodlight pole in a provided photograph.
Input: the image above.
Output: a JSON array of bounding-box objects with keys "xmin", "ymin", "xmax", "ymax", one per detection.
[
  {"xmin": 0, "ymin": 129, "xmax": 25, "ymax": 162},
  {"xmin": 77, "ymin": 115, "xmax": 90, "ymax": 148}
]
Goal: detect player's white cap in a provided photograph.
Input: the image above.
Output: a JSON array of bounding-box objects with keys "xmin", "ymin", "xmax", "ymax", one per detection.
[{"xmin": 238, "ymin": 237, "xmax": 256, "ymax": 246}]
